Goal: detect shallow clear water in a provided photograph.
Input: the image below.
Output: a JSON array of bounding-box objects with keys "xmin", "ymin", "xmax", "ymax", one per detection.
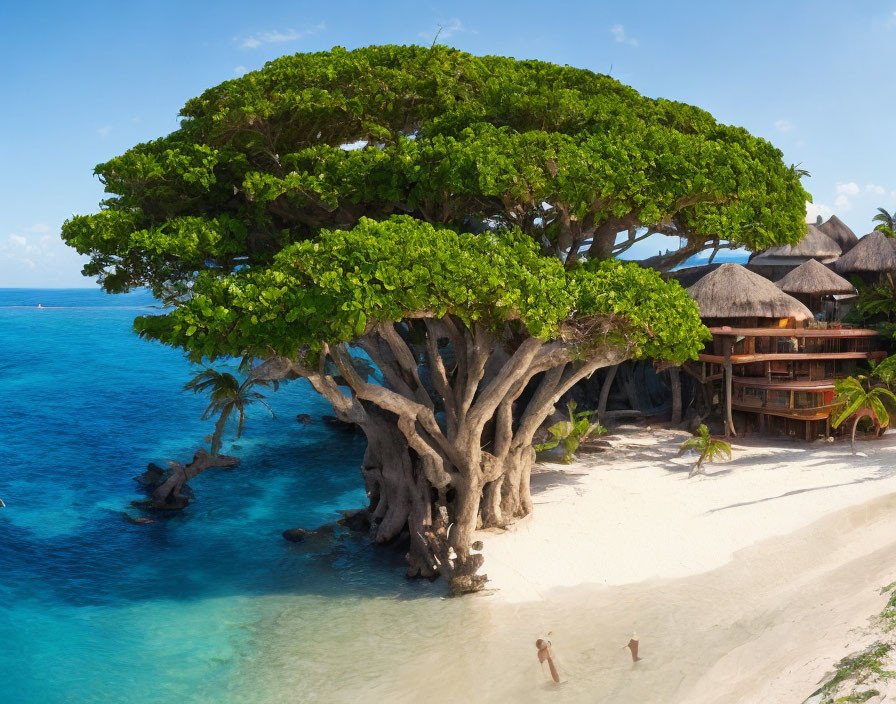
[{"xmin": 0, "ymin": 288, "xmax": 435, "ymax": 703}]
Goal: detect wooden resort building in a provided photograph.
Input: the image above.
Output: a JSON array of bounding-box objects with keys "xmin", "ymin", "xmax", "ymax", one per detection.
[{"xmin": 684, "ymin": 263, "xmax": 884, "ymax": 441}]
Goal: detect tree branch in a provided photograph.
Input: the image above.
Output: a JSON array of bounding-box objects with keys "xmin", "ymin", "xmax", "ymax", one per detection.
[
  {"xmin": 466, "ymin": 336, "xmax": 544, "ymax": 438},
  {"xmin": 422, "ymin": 319, "xmax": 458, "ymax": 438},
  {"xmin": 377, "ymin": 323, "xmax": 435, "ymax": 410}
]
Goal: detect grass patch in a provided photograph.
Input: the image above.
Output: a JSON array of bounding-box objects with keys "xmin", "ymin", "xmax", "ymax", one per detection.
[
  {"xmin": 833, "ymin": 688, "xmax": 879, "ymax": 703},
  {"xmin": 814, "ymin": 643, "xmax": 894, "ymax": 703},
  {"xmin": 880, "ymin": 588, "xmax": 896, "ymax": 632},
  {"xmin": 811, "ymin": 582, "xmax": 896, "ymax": 703}
]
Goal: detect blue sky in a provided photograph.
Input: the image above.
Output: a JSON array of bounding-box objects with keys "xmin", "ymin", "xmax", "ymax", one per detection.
[{"xmin": 3, "ymin": 0, "xmax": 896, "ymax": 287}]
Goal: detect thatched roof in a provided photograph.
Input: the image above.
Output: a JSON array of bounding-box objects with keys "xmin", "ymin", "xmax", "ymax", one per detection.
[
  {"xmin": 833, "ymin": 230, "xmax": 896, "ymax": 274},
  {"xmin": 774, "ymin": 258, "xmax": 856, "ymax": 296},
  {"xmin": 667, "ymin": 263, "xmax": 724, "ymax": 288},
  {"xmin": 752, "ymin": 224, "xmax": 841, "ymax": 263},
  {"xmin": 686, "ymin": 263, "xmax": 813, "ymax": 320},
  {"xmin": 817, "ymin": 215, "xmax": 859, "ymax": 254}
]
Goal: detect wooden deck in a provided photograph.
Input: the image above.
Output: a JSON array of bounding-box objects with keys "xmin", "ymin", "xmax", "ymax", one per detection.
[{"xmin": 699, "ymin": 351, "xmax": 886, "ymax": 364}]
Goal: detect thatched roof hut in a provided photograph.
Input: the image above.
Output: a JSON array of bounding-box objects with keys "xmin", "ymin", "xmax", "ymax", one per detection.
[
  {"xmin": 833, "ymin": 230, "xmax": 896, "ymax": 275},
  {"xmin": 751, "ymin": 224, "xmax": 841, "ymax": 264},
  {"xmin": 817, "ymin": 214, "xmax": 859, "ymax": 254},
  {"xmin": 686, "ymin": 263, "xmax": 813, "ymax": 320},
  {"xmin": 774, "ymin": 258, "xmax": 856, "ymax": 296},
  {"xmin": 667, "ymin": 263, "xmax": 724, "ymax": 288}
]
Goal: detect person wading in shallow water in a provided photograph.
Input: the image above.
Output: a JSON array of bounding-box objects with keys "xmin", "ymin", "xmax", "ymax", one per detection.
[{"xmin": 536, "ymin": 639, "xmax": 561, "ymax": 683}]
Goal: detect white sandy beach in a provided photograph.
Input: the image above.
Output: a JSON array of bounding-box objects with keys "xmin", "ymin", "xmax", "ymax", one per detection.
[
  {"xmin": 245, "ymin": 428, "xmax": 896, "ymax": 704},
  {"xmin": 474, "ymin": 426, "xmax": 896, "ymax": 702}
]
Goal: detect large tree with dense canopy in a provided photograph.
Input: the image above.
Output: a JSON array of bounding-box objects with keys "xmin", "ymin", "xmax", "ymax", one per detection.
[{"xmin": 63, "ymin": 45, "xmax": 808, "ymax": 593}]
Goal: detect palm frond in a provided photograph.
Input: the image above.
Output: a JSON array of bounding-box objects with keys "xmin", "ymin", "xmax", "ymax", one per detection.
[
  {"xmin": 869, "ymin": 395, "xmax": 889, "ymax": 428},
  {"xmin": 832, "ymin": 397, "xmax": 864, "ymax": 428}
]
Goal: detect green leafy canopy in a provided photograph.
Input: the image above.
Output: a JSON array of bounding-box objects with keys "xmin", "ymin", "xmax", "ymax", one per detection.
[
  {"xmin": 60, "ymin": 45, "xmax": 811, "ymax": 367},
  {"xmin": 63, "ymin": 44, "xmax": 809, "ymax": 298},
  {"xmin": 135, "ymin": 215, "xmax": 709, "ymax": 363}
]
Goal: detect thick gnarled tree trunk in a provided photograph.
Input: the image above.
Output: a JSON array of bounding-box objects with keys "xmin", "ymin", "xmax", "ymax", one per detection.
[
  {"xmin": 150, "ymin": 450, "xmax": 240, "ymax": 509},
  {"xmin": 253, "ymin": 315, "xmax": 628, "ymax": 594}
]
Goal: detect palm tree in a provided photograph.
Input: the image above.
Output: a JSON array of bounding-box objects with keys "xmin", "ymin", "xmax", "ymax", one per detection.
[
  {"xmin": 678, "ymin": 424, "xmax": 732, "ymax": 478},
  {"xmin": 873, "ymin": 207, "xmax": 896, "ymax": 238},
  {"xmin": 869, "ymin": 356, "xmax": 896, "ymax": 390},
  {"xmin": 831, "ymin": 376, "xmax": 896, "ymax": 452},
  {"xmin": 185, "ymin": 368, "xmax": 276, "ymax": 455}
]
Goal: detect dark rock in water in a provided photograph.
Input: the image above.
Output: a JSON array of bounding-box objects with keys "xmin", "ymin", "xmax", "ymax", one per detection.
[
  {"xmin": 132, "ymin": 497, "xmax": 185, "ymax": 511},
  {"xmin": 296, "ymin": 413, "xmax": 313, "ymax": 425},
  {"xmin": 313, "ymin": 522, "xmax": 337, "ymax": 536},
  {"xmin": 122, "ymin": 513, "xmax": 155, "ymax": 525},
  {"xmin": 338, "ymin": 509, "xmax": 371, "ymax": 533},
  {"xmin": 282, "ymin": 528, "xmax": 312, "ymax": 543},
  {"xmin": 281, "ymin": 528, "xmax": 335, "ymax": 552},
  {"xmin": 471, "ymin": 541, "xmax": 484, "ymax": 551},
  {"xmin": 133, "ymin": 463, "xmax": 167, "ymax": 487}
]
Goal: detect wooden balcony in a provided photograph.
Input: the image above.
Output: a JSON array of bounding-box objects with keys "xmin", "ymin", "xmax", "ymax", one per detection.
[{"xmin": 698, "ymin": 351, "xmax": 885, "ymax": 365}]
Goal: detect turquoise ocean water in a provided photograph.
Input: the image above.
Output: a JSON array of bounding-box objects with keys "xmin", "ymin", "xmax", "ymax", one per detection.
[{"xmin": 0, "ymin": 289, "xmax": 434, "ymax": 703}]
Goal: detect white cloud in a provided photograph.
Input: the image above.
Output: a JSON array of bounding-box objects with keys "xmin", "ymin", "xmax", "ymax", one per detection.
[
  {"xmin": 3, "ymin": 230, "xmax": 61, "ymax": 265},
  {"xmin": 832, "ymin": 181, "xmax": 860, "ymax": 211},
  {"xmin": 419, "ymin": 18, "xmax": 469, "ymax": 41},
  {"xmin": 234, "ymin": 65, "xmax": 248, "ymax": 76},
  {"xmin": 834, "ymin": 194, "xmax": 852, "ymax": 211},
  {"xmin": 1, "ymin": 224, "xmax": 88, "ymax": 286},
  {"xmin": 2, "ymin": 233, "xmax": 41, "ymax": 270},
  {"xmin": 806, "ymin": 200, "xmax": 834, "ymax": 223},
  {"xmin": 97, "ymin": 125, "xmax": 112, "ymax": 138},
  {"xmin": 610, "ymin": 24, "xmax": 639, "ymax": 47},
  {"xmin": 774, "ymin": 119, "xmax": 794, "ymax": 133},
  {"xmin": 866, "ymin": 183, "xmax": 886, "ymax": 196},
  {"xmin": 239, "ymin": 23, "xmax": 325, "ymax": 50}
]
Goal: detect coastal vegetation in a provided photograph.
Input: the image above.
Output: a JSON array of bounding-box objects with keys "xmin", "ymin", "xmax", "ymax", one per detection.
[
  {"xmin": 184, "ymin": 367, "xmax": 275, "ymax": 456},
  {"xmin": 811, "ymin": 584, "xmax": 896, "ymax": 704},
  {"xmin": 677, "ymin": 424, "xmax": 731, "ymax": 477},
  {"xmin": 872, "ymin": 207, "xmax": 896, "ymax": 238},
  {"xmin": 534, "ymin": 400, "xmax": 605, "ymax": 463},
  {"xmin": 831, "ymin": 373, "xmax": 896, "ymax": 452},
  {"xmin": 61, "ymin": 45, "xmax": 808, "ymax": 592}
]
